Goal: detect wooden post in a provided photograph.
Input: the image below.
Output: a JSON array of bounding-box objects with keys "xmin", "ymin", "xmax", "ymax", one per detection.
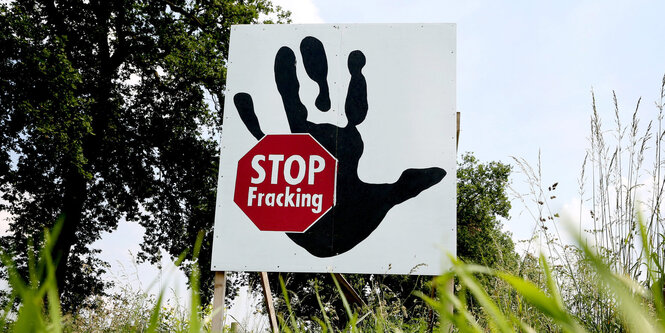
[
  {"xmin": 445, "ymin": 278, "xmax": 454, "ymax": 332},
  {"xmin": 456, "ymin": 111, "xmax": 460, "ymax": 149},
  {"xmin": 445, "ymin": 112, "xmax": 459, "ymax": 331},
  {"xmin": 332, "ymin": 273, "xmax": 366, "ymax": 309},
  {"xmin": 260, "ymin": 272, "xmax": 279, "ymax": 333},
  {"xmin": 428, "ymin": 112, "xmax": 460, "ymax": 333},
  {"xmin": 213, "ymin": 271, "xmax": 277, "ymax": 333},
  {"xmin": 212, "ymin": 271, "xmax": 226, "ymax": 333}
]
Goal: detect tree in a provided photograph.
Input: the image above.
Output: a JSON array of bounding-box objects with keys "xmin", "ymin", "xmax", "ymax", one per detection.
[
  {"xmin": 257, "ymin": 153, "xmax": 517, "ymax": 326},
  {"xmin": 457, "ymin": 153, "xmax": 516, "ymax": 269},
  {"xmin": 0, "ymin": 0, "xmax": 288, "ymax": 310}
]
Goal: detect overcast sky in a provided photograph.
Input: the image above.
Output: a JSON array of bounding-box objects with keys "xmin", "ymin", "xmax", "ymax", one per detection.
[
  {"xmin": 270, "ymin": 0, "xmax": 665, "ymax": 242},
  {"xmin": 3, "ymin": 0, "xmax": 665, "ymax": 325}
]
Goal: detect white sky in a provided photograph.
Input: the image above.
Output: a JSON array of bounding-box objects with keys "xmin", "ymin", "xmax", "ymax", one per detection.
[{"xmin": 3, "ymin": 0, "xmax": 665, "ymax": 323}]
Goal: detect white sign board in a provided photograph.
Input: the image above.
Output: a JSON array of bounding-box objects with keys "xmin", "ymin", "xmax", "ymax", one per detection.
[{"xmin": 211, "ymin": 24, "xmax": 456, "ymax": 275}]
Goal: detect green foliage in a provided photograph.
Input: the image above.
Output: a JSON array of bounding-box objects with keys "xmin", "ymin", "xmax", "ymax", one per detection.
[
  {"xmin": 417, "ymin": 213, "xmax": 665, "ymax": 333},
  {"xmin": 4, "ymin": 212, "xmax": 665, "ymax": 333},
  {"xmin": 457, "ymin": 153, "xmax": 516, "ymax": 269},
  {"xmin": 274, "ymin": 273, "xmax": 430, "ymax": 333},
  {"xmin": 0, "ymin": 0, "xmax": 288, "ymax": 311},
  {"xmin": 271, "ymin": 212, "xmax": 665, "ymax": 332}
]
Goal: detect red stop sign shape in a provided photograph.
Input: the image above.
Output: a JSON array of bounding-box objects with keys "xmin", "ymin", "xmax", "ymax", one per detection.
[{"xmin": 234, "ymin": 134, "xmax": 337, "ymax": 232}]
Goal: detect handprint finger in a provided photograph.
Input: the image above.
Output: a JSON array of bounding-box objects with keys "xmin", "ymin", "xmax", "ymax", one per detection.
[
  {"xmin": 345, "ymin": 50, "xmax": 368, "ymax": 126},
  {"xmin": 275, "ymin": 46, "xmax": 308, "ymax": 133},
  {"xmin": 389, "ymin": 167, "xmax": 446, "ymax": 206},
  {"xmin": 300, "ymin": 36, "xmax": 331, "ymax": 112},
  {"xmin": 234, "ymin": 93, "xmax": 265, "ymax": 140}
]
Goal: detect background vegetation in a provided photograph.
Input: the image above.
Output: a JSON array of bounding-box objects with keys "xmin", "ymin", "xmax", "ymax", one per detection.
[
  {"xmin": 2, "ymin": 0, "xmax": 665, "ymax": 332},
  {"xmin": 0, "ymin": 0, "xmax": 288, "ymax": 311}
]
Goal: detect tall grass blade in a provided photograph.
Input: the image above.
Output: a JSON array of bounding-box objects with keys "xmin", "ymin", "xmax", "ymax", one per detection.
[
  {"xmin": 279, "ymin": 274, "xmax": 300, "ymax": 332},
  {"xmin": 418, "ymin": 272, "xmax": 483, "ymax": 332},
  {"xmin": 188, "ymin": 230, "xmax": 205, "ymax": 333},
  {"xmin": 496, "ymin": 270, "xmax": 583, "ymax": 332},
  {"xmin": 452, "ymin": 257, "xmax": 512, "ymax": 333},
  {"xmin": 145, "ymin": 291, "xmax": 165, "ymax": 333},
  {"xmin": 573, "ymin": 221, "xmax": 658, "ymax": 332},
  {"xmin": 314, "ymin": 281, "xmax": 334, "ymax": 332},
  {"xmin": 331, "ymin": 273, "xmax": 359, "ymax": 332},
  {"xmin": 42, "ymin": 223, "xmax": 63, "ymax": 333},
  {"xmin": 638, "ymin": 213, "xmax": 665, "ymax": 330}
]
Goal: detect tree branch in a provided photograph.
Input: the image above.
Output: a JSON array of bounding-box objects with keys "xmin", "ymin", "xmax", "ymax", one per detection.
[
  {"xmin": 162, "ymin": 0, "xmax": 204, "ymax": 28},
  {"xmin": 110, "ymin": 1, "xmax": 129, "ymax": 69}
]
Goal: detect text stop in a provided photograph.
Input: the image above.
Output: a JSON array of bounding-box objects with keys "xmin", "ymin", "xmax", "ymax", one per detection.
[{"xmin": 234, "ymin": 134, "xmax": 337, "ymax": 232}]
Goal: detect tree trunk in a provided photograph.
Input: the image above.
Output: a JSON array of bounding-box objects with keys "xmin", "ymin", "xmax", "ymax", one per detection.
[{"xmin": 53, "ymin": 167, "xmax": 88, "ymax": 294}]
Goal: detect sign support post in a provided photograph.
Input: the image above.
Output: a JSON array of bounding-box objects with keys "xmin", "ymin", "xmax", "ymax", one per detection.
[
  {"xmin": 211, "ymin": 271, "xmax": 279, "ymax": 333},
  {"xmin": 260, "ymin": 272, "xmax": 279, "ymax": 333},
  {"xmin": 427, "ymin": 111, "xmax": 460, "ymax": 333},
  {"xmin": 332, "ymin": 273, "xmax": 367, "ymax": 309},
  {"xmin": 212, "ymin": 271, "xmax": 226, "ymax": 333}
]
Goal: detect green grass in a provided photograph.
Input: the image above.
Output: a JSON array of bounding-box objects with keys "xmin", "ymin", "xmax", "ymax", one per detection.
[{"xmin": 3, "ymin": 215, "xmax": 665, "ymax": 332}]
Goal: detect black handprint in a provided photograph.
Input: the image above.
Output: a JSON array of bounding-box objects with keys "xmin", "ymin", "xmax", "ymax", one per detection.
[{"xmin": 234, "ymin": 36, "xmax": 446, "ymax": 257}]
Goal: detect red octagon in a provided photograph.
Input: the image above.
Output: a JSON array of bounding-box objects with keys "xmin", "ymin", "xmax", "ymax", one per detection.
[{"xmin": 234, "ymin": 134, "xmax": 337, "ymax": 232}]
